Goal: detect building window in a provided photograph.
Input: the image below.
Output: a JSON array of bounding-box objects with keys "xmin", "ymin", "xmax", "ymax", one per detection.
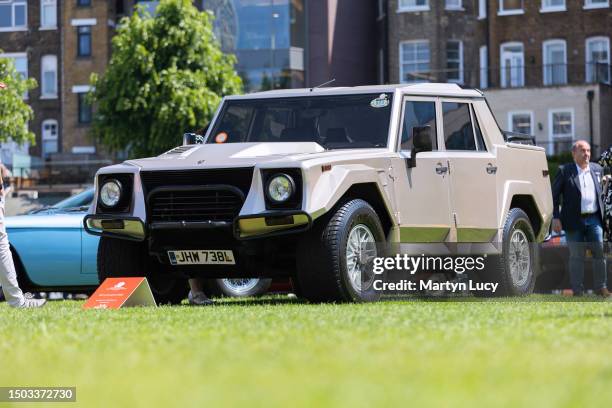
[
  {"xmin": 77, "ymin": 26, "xmax": 92, "ymax": 57},
  {"xmin": 500, "ymin": 42, "xmax": 524, "ymax": 88},
  {"xmin": 508, "ymin": 111, "xmax": 533, "ymax": 135},
  {"xmin": 78, "ymin": 93, "xmax": 92, "ymax": 124},
  {"xmin": 549, "ymin": 109, "xmax": 574, "ymax": 155},
  {"xmin": 479, "ymin": 46, "xmax": 488, "ymax": 89},
  {"xmin": 586, "ymin": 37, "xmax": 610, "ymax": 84},
  {"xmin": 137, "ymin": 1, "xmax": 160, "ymax": 16},
  {"xmin": 0, "ymin": 52, "xmax": 28, "ymax": 97},
  {"xmin": 40, "ymin": 0, "xmax": 56, "ymax": 28},
  {"xmin": 446, "ymin": 40, "xmax": 463, "ymax": 84},
  {"xmin": 584, "ymin": 0, "xmax": 609, "ymax": 10},
  {"xmin": 41, "ymin": 119, "xmax": 59, "ymax": 158},
  {"xmin": 499, "ymin": 0, "xmax": 524, "ymax": 15},
  {"xmin": 400, "ymin": 41, "xmax": 430, "ymax": 83},
  {"xmin": 398, "ymin": 0, "xmax": 429, "ymax": 12},
  {"xmin": 41, "ymin": 55, "xmax": 57, "ymax": 98},
  {"xmin": 377, "ymin": 0, "xmax": 385, "ymax": 19},
  {"xmin": 541, "ymin": 0, "xmax": 566, "ymax": 12},
  {"xmin": 0, "ymin": 0, "xmax": 27, "ymax": 31},
  {"xmin": 77, "ymin": 0, "xmax": 91, "ymax": 6},
  {"xmin": 543, "ymin": 40, "xmax": 567, "ymax": 85},
  {"xmin": 478, "ymin": 0, "xmax": 487, "ymax": 18},
  {"xmin": 445, "ymin": 0, "xmax": 462, "ymax": 9}
]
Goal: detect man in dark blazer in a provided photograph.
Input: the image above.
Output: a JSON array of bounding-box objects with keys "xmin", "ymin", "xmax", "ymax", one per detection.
[{"xmin": 552, "ymin": 140, "xmax": 610, "ymax": 298}]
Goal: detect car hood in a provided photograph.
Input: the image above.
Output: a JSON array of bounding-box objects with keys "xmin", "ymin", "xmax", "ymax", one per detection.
[
  {"xmin": 5, "ymin": 212, "xmax": 86, "ymax": 229},
  {"xmin": 124, "ymin": 142, "xmax": 387, "ymax": 171}
]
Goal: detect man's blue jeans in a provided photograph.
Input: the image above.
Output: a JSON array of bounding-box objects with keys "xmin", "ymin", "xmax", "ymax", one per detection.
[{"xmin": 566, "ymin": 214, "xmax": 607, "ymax": 294}]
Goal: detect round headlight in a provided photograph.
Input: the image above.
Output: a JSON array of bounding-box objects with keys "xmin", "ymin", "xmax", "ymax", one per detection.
[
  {"xmin": 267, "ymin": 174, "xmax": 295, "ymax": 203},
  {"xmin": 100, "ymin": 179, "xmax": 122, "ymax": 207}
]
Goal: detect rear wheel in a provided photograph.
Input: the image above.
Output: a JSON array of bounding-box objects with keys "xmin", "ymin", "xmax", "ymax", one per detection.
[
  {"xmin": 297, "ymin": 199, "xmax": 384, "ymax": 302},
  {"xmin": 97, "ymin": 237, "xmax": 189, "ymax": 305},
  {"xmin": 479, "ymin": 208, "xmax": 536, "ymax": 296},
  {"xmin": 204, "ymin": 278, "xmax": 272, "ymax": 298}
]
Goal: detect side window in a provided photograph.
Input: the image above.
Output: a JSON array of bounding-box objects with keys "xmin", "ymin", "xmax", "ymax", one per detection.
[
  {"xmin": 442, "ymin": 102, "xmax": 476, "ymax": 151},
  {"xmin": 401, "ymin": 100, "xmax": 437, "ymax": 151},
  {"xmin": 471, "ymin": 105, "xmax": 487, "ymax": 151}
]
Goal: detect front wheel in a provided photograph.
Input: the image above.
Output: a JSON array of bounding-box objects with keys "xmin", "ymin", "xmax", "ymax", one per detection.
[
  {"xmin": 297, "ymin": 199, "xmax": 384, "ymax": 303},
  {"xmin": 97, "ymin": 237, "xmax": 189, "ymax": 305}
]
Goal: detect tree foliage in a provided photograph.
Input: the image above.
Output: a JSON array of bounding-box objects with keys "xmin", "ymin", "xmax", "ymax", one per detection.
[
  {"xmin": 90, "ymin": 0, "xmax": 242, "ymax": 158},
  {"xmin": 0, "ymin": 54, "xmax": 37, "ymax": 145}
]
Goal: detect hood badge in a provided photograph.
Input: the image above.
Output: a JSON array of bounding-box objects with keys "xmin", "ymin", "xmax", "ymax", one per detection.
[{"xmin": 197, "ymin": 160, "xmax": 205, "ymax": 165}]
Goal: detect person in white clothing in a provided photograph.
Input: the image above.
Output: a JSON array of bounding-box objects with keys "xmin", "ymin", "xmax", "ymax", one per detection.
[{"xmin": 0, "ymin": 170, "xmax": 46, "ymax": 308}]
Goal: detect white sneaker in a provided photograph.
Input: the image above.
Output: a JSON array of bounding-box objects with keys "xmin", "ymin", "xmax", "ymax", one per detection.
[
  {"xmin": 188, "ymin": 291, "xmax": 213, "ymax": 306},
  {"xmin": 17, "ymin": 293, "xmax": 46, "ymax": 308}
]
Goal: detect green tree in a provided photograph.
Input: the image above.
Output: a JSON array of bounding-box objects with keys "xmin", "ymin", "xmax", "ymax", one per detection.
[
  {"xmin": 0, "ymin": 54, "xmax": 37, "ymax": 145},
  {"xmin": 90, "ymin": 0, "xmax": 242, "ymax": 158}
]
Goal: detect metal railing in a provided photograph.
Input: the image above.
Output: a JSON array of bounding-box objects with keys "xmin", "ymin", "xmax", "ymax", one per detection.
[
  {"xmin": 10, "ymin": 159, "xmax": 113, "ymax": 190},
  {"xmin": 401, "ymin": 63, "xmax": 611, "ymax": 89}
]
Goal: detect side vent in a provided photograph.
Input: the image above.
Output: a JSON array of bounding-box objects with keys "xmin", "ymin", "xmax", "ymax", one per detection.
[{"xmin": 163, "ymin": 145, "xmax": 197, "ymax": 156}]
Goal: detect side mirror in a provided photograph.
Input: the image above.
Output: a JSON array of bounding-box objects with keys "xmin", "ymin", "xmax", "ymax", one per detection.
[
  {"xmin": 406, "ymin": 125, "xmax": 433, "ymax": 168},
  {"xmin": 183, "ymin": 124, "xmax": 210, "ymax": 145}
]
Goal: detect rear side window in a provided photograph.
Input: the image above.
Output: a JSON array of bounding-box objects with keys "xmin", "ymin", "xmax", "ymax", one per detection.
[
  {"xmin": 401, "ymin": 100, "xmax": 437, "ymax": 150},
  {"xmin": 442, "ymin": 102, "xmax": 476, "ymax": 151}
]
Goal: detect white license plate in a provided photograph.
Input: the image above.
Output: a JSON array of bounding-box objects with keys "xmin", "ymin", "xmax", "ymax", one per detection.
[{"xmin": 168, "ymin": 250, "xmax": 235, "ymax": 265}]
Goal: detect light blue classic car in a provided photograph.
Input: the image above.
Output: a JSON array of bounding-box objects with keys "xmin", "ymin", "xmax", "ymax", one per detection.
[{"xmin": 5, "ymin": 189, "xmax": 99, "ymax": 292}]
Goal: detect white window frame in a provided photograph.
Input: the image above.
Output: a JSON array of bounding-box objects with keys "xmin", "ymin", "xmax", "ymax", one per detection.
[
  {"xmin": 542, "ymin": 39, "xmax": 567, "ymax": 86},
  {"xmin": 40, "ymin": 0, "xmax": 57, "ymax": 29},
  {"xmin": 548, "ymin": 108, "xmax": 575, "ymax": 155},
  {"xmin": 445, "ymin": 0, "xmax": 463, "ymax": 10},
  {"xmin": 479, "ymin": 45, "xmax": 488, "ymax": 89},
  {"xmin": 446, "ymin": 40, "xmax": 463, "ymax": 84},
  {"xmin": 585, "ymin": 36, "xmax": 610, "ymax": 83},
  {"xmin": 508, "ymin": 111, "xmax": 534, "ymax": 136},
  {"xmin": 40, "ymin": 54, "xmax": 58, "ymax": 99},
  {"xmin": 41, "ymin": 119, "xmax": 59, "ymax": 158},
  {"xmin": 500, "ymin": 42, "xmax": 525, "ymax": 88},
  {"xmin": 0, "ymin": 0, "xmax": 27, "ymax": 32},
  {"xmin": 498, "ymin": 0, "xmax": 524, "ymax": 16},
  {"xmin": 399, "ymin": 40, "xmax": 430, "ymax": 84},
  {"xmin": 398, "ymin": 0, "xmax": 429, "ymax": 13},
  {"xmin": 478, "ymin": 0, "xmax": 487, "ymax": 19},
  {"xmin": 541, "ymin": 0, "xmax": 566, "ymax": 12},
  {"xmin": 0, "ymin": 51, "xmax": 28, "ymax": 98},
  {"xmin": 584, "ymin": 0, "xmax": 609, "ymax": 10}
]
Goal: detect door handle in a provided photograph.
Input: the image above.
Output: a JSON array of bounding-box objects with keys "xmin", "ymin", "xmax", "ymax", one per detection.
[
  {"xmin": 486, "ymin": 163, "xmax": 497, "ymax": 174},
  {"xmin": 435, "ymin": 163, "xmax": 448, "ymax": 175}
]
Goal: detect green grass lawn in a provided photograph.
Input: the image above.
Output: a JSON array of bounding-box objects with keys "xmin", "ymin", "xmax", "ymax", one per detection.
[{"xmin": 1, "ymin": 296, "xmax": 612, "ymax": 407}]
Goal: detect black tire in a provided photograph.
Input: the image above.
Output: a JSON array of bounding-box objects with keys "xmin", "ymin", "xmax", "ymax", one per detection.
[
  {"xmin": 479, "ymin": 208, "xmax": 536, "ymax": 297},
  {"xmin": 296, "ymin": 199, "xmax": 385, "ymax": 303},
  {"xmin": 97, "ymin": 237, "xmax": 189, "ymax": 305},
  {"xmin": 204, "ymin": 278, "xmax": 272, "ymax": 298}
]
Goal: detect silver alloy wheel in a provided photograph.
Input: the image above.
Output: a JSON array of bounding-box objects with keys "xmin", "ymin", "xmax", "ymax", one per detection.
[
  {"xmin": 221, "ymin": 278, "xmax": 260, "ymax": 295},
  {"xmin": 508, "ymin": 229, "xmax": 531, "ymax": 287},
  {"xmin": 345, "ymin": 224, "xmax": 377, "ymax": 292}
]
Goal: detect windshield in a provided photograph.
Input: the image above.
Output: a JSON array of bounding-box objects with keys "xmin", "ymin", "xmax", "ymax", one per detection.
[
  {"xmin": 209, "ymin": 93, "xmax": 393, "ymax": 149},
  {"xmin": 52, "ymin": 188, "xmax": 94, "ymax": 210}
]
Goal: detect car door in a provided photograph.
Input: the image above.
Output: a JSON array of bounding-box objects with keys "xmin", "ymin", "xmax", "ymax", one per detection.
[
  {"xmin": 391, "ymin": 96, "xmax": 453, "ymax": 242},
  {"xmin": 441, "ymin": 99, "xmax": 498, "ymax": 242}
]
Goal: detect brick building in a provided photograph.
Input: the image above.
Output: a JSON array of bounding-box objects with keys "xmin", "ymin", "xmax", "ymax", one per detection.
[{"xmin": 387, "ymin": 0, "xmax": 612, "ymax": 155}]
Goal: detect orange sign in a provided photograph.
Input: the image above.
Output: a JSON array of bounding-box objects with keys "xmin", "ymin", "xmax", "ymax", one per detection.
[{"xmin": 83, "ymin": 277, "xmax": 157, "ymax": 309}]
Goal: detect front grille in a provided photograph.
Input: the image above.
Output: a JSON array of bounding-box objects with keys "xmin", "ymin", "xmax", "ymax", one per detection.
[
  {"xmin": 149, "ymin": 188, "xmax": 244, "ymax": 223},
  {"xmin": 140, "ymin": 168, "xmax": 254, "ymax": 197}
]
